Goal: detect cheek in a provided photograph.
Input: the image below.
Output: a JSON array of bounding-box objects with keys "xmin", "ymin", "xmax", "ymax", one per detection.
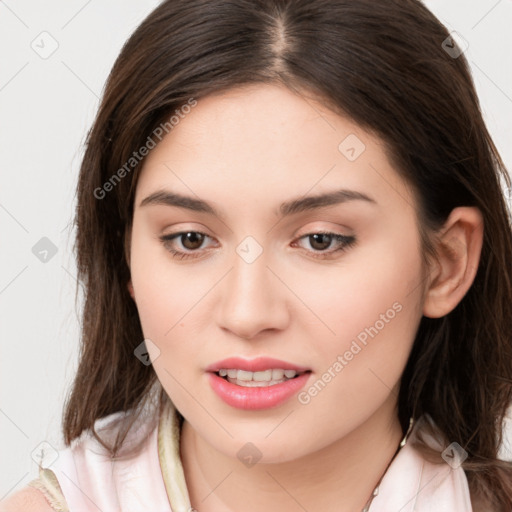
[
  {"xmin": 293, "ymin": 229, "xmax": 423, "ymax": 390},
  {"xmin": 129, "ymin": 240, "xmax": 208, "ymax": 407},
  {"xmin": 129, "ymin": 226, "xmax": 203, "ymax": 339},
  {"xmin": 295, "ymin": 228, "xmax": 422, "ymax": 343}
]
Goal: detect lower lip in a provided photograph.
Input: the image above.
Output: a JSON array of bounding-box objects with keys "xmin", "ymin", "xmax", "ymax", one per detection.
[{"xmin": 207, "ymin": 372, "xmax": 311, "ymax": 410}]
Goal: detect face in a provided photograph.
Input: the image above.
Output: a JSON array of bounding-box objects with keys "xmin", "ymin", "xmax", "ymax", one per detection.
[{"xmin": 128, "ymin": 83, "xmax": 426, "ymax": 463}]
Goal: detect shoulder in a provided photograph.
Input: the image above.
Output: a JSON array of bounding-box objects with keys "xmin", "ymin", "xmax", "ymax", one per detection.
[
  {"xmin": 0, "ymin": 410, "xmax": 149, "ymax": 512},
  {"xmin": 371, "ymin": 416, "xmax": 474, "ymax": 510},
  {"xmin": 0, "ymin": 486, "xmax": 54, "ymax": 512},
  {"xmin": 1, "ymin": 470, "xmax": 69, "ymax": 512}
]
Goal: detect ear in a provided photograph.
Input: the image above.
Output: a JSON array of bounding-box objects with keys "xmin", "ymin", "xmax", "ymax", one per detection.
[
  {"xmin": 423, "ymin": 206, "xmax": 484, "ymax": 318},
  {"xmin": 124, "ymin": 222, "xmax": 135, "ymax": 300},
  {"xmin": 127, "ymin": 279, "xmax": 135, "ymax": 299}
]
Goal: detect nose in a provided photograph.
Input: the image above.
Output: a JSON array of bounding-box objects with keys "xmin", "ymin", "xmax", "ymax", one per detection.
[{"xmin": 215, "ymin": 247, "xmax": 290, "ymax": 340}]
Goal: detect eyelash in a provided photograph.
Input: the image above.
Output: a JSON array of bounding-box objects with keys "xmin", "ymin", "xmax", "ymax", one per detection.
[{"xmin": 159, "ymin": 231, "xmax": 356, "ymax": 260}]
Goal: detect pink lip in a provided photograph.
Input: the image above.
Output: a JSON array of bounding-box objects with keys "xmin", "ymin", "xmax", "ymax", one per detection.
[
  {"xmin": 205, "ymin": 357, "xmax": 311, "ymax": 410},
  {"xmin": 208, "ymin": 372, "xmax": 311, "ymax": 410},
  {"xmin": 205, "ymin": 356, "xmax": 310, "ymax": 373}
]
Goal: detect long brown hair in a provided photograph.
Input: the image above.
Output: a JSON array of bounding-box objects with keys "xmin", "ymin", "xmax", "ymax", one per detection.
[{"xmin": 65, "ymin": 0, "xmax": 512, "ymax": 508}]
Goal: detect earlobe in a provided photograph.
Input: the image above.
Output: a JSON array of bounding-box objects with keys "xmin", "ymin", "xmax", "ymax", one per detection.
[
  {"xmin": 423, "ymin": 207, "xmax": 484, "ymax": 318},
  {"xmin": 124, "ymin": 223, "xmax": 135, "ymax": 300},
  {"xmin": 127, "ymin": 280, "xmax": 135, "ymax": 300}
]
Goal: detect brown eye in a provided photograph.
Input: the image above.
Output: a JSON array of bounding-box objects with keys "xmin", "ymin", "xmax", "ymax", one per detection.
[
  {"xmin": 308, "ymin": 233, "xmax": 333, "ymax": 251},
  {"xmin": 293, "ymin": 231, "xmax": 356, "ymax": 259},
  {"xmin": 180, "ymin": 232, "xmax": 205, "ymax": 250},
  {"xmin": 159, "ymin": 230, "xmax": 215, "ymax": 260}
]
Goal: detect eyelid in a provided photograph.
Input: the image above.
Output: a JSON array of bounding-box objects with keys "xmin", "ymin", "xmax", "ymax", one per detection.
[
  {"xmin": 292, "ymin": 231, "xmax": 356, "ymax": 257},
  {"xmin": 160, "ymin": 230, "xmax": 217, "ymax": 250},
  {"xmin": 293, "ymin": 221, "xmax": 354, "ymax": 238},
  {"xmin": 159, "ymin": 228, "xmax": 356, "ymax": 261}
]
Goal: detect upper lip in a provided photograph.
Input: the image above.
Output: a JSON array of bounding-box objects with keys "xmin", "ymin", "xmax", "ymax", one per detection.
[{"xmin": 206, "ymin": 357, "xmax": 310, "ymax": 373}]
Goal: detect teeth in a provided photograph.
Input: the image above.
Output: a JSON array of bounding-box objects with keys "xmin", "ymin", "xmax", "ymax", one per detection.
[
  {"xmin": 253, "ymin": 370, "xmax": 272, "ymax": 381},
  {"xmin": 217, "ymin": 368, "xmax": 300, "ymax": 385},
  {"xmin": 229, "ymin": 379, "xmax": 285, "ymax": 387},
  {"xmin": 272, "ymin": 369, "xmax": 285, "ymax": 380},
  {"xmin": 237, "ymin": 370, "xmax": 253, "ymax": 381}
]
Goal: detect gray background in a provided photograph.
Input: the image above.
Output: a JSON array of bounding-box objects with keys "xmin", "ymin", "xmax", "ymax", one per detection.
[{"xmin": 1, "ymin": 0, "xmax": 511, "ymax": 499}]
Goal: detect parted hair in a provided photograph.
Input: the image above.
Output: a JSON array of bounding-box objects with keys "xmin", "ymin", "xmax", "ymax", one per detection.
[{"xmin": 65, "ymin": 1, "xmax": 512, "ymax": 509}]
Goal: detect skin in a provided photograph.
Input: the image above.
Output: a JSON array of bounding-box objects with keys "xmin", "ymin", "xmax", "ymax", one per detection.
[
  {"xmin": 125, "ymin": 83, "xmax": 483, "ymax": 512},
  {"xmin": 2, "ymin": 84, "xmax": 483, "ymax": 512}
]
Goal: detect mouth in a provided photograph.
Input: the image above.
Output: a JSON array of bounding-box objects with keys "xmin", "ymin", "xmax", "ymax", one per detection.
[
  {"xmin": 206, "ymin": 357, "xmax": 312, "ymax": 410},
  {"xmin": 214, "ymin": 368, "xmax": 309, "ymax": 387}
]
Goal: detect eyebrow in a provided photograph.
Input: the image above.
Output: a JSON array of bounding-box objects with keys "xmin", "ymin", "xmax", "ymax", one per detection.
[{"xmin": 139, "ymin": 188, "xmax": 376, "ymax": 218}]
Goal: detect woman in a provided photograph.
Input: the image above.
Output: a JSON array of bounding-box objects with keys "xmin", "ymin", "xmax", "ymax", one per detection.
[{"xmin": 4, "ymin": 0, "xmax": 512, "ymax": 510}]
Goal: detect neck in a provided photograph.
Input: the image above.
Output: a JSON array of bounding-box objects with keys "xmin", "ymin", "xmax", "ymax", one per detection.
[{"xmin": 179, "ymin": 396, "xmax": 404, "ymax": 512}]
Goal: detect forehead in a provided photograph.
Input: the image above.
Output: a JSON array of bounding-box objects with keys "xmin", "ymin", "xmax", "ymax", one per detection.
[{"xmin": 134, "ymin": 83, "xmax": 414, "ymax": 215}]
